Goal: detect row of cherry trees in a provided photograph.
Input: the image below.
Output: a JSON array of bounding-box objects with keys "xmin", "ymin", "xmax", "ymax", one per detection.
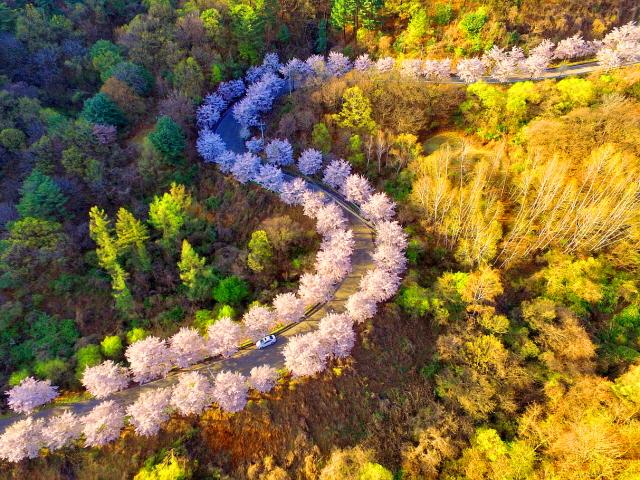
[
  {"xmin": 197, "ymin": 52, "xmax": 409, "ymax": 378},
  {"xmin": 236, "ymin": 25, "xmax": 640, "ymax": 130},
  {"xmin": 0, "ymin": 367, "xmax": 278, "ymax": 462},
  {"xmin": 0, "ymin": 48, "xmax": 413, "ymax": 463},
  {"xmin": 0, "ymin": 153, "xmax": 407, "ymax": 462},
  {"xmin": 205, "ymin": 24, "xmax": 639, "ymax": 144}
]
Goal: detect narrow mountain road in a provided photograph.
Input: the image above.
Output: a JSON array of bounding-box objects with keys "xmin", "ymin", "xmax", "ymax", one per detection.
[{"xmin": 0, "ymin": 102, "xmax": 376, "ymax": 430}]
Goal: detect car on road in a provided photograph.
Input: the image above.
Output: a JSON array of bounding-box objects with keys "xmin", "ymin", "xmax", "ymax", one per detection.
[{"xmin": 256, "ymin": 334, "xmax": 277, "ymax": 349}]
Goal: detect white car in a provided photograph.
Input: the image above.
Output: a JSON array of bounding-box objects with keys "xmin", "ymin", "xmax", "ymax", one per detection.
[{"xmin": 256, "ymin": 334, "xmax": 277, "ymax": 349}]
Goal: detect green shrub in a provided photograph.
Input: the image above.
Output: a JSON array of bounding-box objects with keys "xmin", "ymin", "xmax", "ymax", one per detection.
[
  {"xmin": 17, "ymin": 313, "xmax": 79, "ymax": 365},
  {"xmin": 75, "ymin": 345, "xmax": 102, "ymax": 378},
  {"xmin": 100, "ymin": 335, "xmax": 123, "ymax": 359},
  {"xmin": 193, "ymin": 309, "xmax": 214, "ymax": 331},
  {"xmin": 16, "ymin": 170, "xmax": 68, "ymax": 220},
  {"xmin": 34, "ymin": 358, "xmax": 68, "ymax": 384},
  {"xmin": 213, "ymin": 276, "xmax": 249, "ymax": 305},
  {"xmin": 359, "ymin": 462, "xmax": 393, "ymax": 480},
  {"xmin": 215, "ymin": 304, "xmax": 236, "ymax": 320},
  {"xmin": 158, "ymin": 306, "xmax": 185, "ymax": 327},
  {"xmin": 134, "ymin": 451, "xmax": 192, "ymax": 480},
  {"xmin": 433, "ymin": 3, "xmax": 454, "ymax": 26},
  {"xmin": 311, "ymin": 122, "xmax": 332, "ymax": 154},
  {"xmin": 8, "ymin": 369, "xmax": 30, "ymax": 386},
  {"xmin": 89, "ymin": 39, "xmax": 122, "ymax": 77},
  {"xmin": 397, "ymin": 284, "xmax": 431, "ymax": 317},
  {"xmin": 0, "ymin": 127, "xmax": 26, "ymax": 151},
  {"xmin": 459, "ymin": 7, "xmax": 488, "ymax": 37},
  {"xmin": 127, "ymin": 327, "xmax": 148, "ymax": 344}
]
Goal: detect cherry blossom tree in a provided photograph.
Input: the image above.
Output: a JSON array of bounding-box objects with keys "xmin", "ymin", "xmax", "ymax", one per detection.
[
  {"xmin": 345, "ymin": 291, "xmax": 378, "ymax": 323},
  {"xmin": 82, "ymin": 400, "xmax": 125, "ymax": 447},
  {"xmin": 280, "ymin": 178, "xmax": 308, "ymax": 205},
  {"xmin": 242, "ymin": 305, "xmax": 276, "ymax": 341},
  {"xmin": 343, "ymin": 174, "xmax": 373, "ymax": 205},
  {"xmin": 298, "ymin": 148, "xmax": 323, "ymax": 175},
  {"xmin": 196, "ymin": 93, "xmax": 227, "ymax": 130},
  {"xmin": 169, "ymin": 327, "xmax": 208, "ymax": 368},
  {"xmin": 422, "ymin": 59, "xmax": 451, "ymax": 80},
  {"xmin": 217, "ymin": 79, "xmax": 245, "ymax": 102},
  {"xmin": 232, "ymin": 73, "xmax": 284, "ymax": 132},
  {"xmin": 273, "ymin": 292, "xmax": 306, "ymax": 324},
  {"xmin": 125, "ymin": 336, "xmax": 174, "ymax": 384},
  {"xmin": 522, "ymin": 39, "xmax": 554, "ymax": 77},
  {"xmin": 6, "ymin": 376, "xmax": 58, "ymax": 414},
  {"xmin": 318, "ymin": 230, "xmax": 354, "ymax": 276},
  {"xmin": 598, "ymin": 22, "xmax": 640, "ymax": 67},
  {"xmin": 216, "ymin": 150, "xmax": 236, "ymax": 174},
  {"xmin": 248, "ymin": 365, "xmax": 279, "ymax": 393},
  {"xmin": 360, "ymin": 268, "xmax": 401, "ymax": 302},
  {"xmin": 354, "ymin": 53, "xmax": 374, "ymax": 71},
  {"xmin": 456, "ymin": 58, "xmax": 486, "ymax": 83},
  {"xmin": 0, "ymin": 416, "xmax": 45, "ymax": 462},
  {"xmin": 302, "ymin": 190, "xmax": 327, "ymax": 218},
  {"xmin": 82, "ymin": 360, "xmax": 130, "ymax": 399},
  {"xmin": 126, "ymin": 387, "xmax": 172, "ymax": 437},
  {"xmin": 318, "ymin": 313, "xmax": 356, "ymax": 358},
  {"xmin": 255, "ymin": 163, "xmax": 284, "ymax": 192},
  {"xmin": 231, "ymin": 151, "xmax": 260, "ymax": 183},
  {"xmin": 375, "ymin": 57, "xmax": 395, "ymax": 72},
  {"xmin": 206, "ymin": 317, "xmax": 243, "ymax": 358},
  {"xmin": 322, "ymin": 158, "xmax": 351, "ymax": 190},
  {"xmin": 376, "ymin": 220, "xmax": 408, "ymax": 251},
  {"xmin": 245, "ymin": 136, "xmax": 264, "ymax": 153},
  {"xmin": 483, "ymin": 46, "xmax": 525, "ymax": 81},
  {"xmin": 327, "ymin": 51, "xmax": 353, "ymax": 77},
  {"xmin": 43, "ymin": 411, "xmax": 82, "ymax": 451},
  {"xmin": 597, "ymin": 46, "xmax": 623, "ymax": 70},
  {"xmin": 306, "ymin": 54, "xmax": 328, "ymax": 77},
  {"xmin": 321, "ymin": 227, "xmax": 355, "ymax": 254},
  {"xmin": 361, "ymin": 192, "xmax": 396, "ymax": 223},
  {"xmin": 315, "ymin": 202, "xmax": 348, "ymax": 235},
  {"xmin": 232, "ymin": 97, "xmax": 260, "ymax": 133},
  {"xmin": 372, "ymin": 243, "xmax": 407, "ymax": 276},
  {"xmin": 171, "ymin": 371, "xmax": 212, "ymax": 416},
  {"xmin": 401, "ymin": 58, "xmax": 423, "ymax": 78},
  {"xmin": 298, "ymin": 272, "xmax": 335, "ymax": 305},
  {"xmin": 246, "ymin": 65, "xmax": 267, "ymax": 84},
  {"xmin": 265, "ymin": 138, "xmax": 294, "ymax": 166},
  {"xmin": 196, "ymin": 130, "xmax": 226, "ymax": 163},
  {"xmin": 212, "ymin": 371, "xmax": 248, "ymax": 413},
  {"xmin": 554, "ymin": 33, "xmax": 594, "ymax": 60},
  {"xmin": 284, "ymin": 332, "xmax": 328, "ymax": 377},
  {"xmin": 262, "ymin": 52, "xmax": 282, "ymax": 73},
  {"xmin": 315, "ymin": 245, "xmax": 352, "ymax": 283},
  {"xmin": 280, "ymin": 57, "xmax": 313, "ymax": 91}
]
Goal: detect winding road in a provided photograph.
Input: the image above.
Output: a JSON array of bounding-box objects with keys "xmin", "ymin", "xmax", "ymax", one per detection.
[{"xmin": 1, "ymin": 57, "xmax": 635, "ymax": 431}]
